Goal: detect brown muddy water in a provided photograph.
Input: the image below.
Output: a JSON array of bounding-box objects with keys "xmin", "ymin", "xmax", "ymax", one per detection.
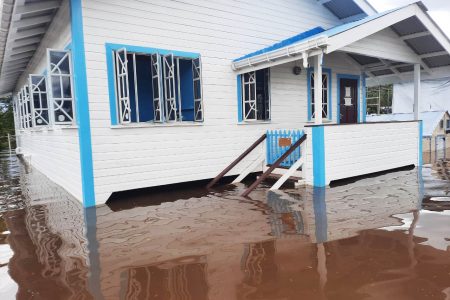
[{"xmin": 0, "ymin": 151, "xmax": 450, "ymax": 300}]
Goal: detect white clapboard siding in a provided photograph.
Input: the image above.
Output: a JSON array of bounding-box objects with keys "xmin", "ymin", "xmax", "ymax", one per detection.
[
  {"xmin": 341, "ymin": 28, "xmax": 419, "ymax": 63},
  {"xmin": 81, "ymin": 0, "xmax": 347, "ymax": 204},
  {"xmin": 324, "ymin": 122, "xmax": 419, "ymax": 183},
  {"xmin": 15, "ymin": 1, "xmax": 82, "ymax": 201}
]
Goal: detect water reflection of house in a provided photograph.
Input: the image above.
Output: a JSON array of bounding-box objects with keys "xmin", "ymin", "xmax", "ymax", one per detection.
[
  {"xmin": 12, "ymin": 158, "xmax": 450, "ymax": 300},
  {"xmin": 121, "ymin": 256, "xmax": 209, "ymax": 300},
  {"xmin": 12, "ymin": 167, "xmax": 92, "ymax": 300}
]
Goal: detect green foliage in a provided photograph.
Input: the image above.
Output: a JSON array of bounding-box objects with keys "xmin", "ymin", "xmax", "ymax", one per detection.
[
  {"xmin": 366, "ymin": 84, "xmax": 393, "ymax": 115},
  {"xmin": 0, "ymin": 95, "xmax": 15, "ymax": 151}
]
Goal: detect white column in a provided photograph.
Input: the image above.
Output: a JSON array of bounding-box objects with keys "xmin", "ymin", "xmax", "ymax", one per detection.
[
  {"xmin": 413, "ymin": 64, "xmax": 421, "ymax": 120},
  {"xmin": 314, "ymin": 53, "xmax": 323, "ymax": 125}
]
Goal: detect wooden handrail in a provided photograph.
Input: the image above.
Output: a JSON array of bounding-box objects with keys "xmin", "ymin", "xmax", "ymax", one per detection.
[
  {"xmin": 241, "ymin": 134, "xmax": 307, "ymax": 197},
  {"xmin": 206, "ymin": 133, "xmax": 267, "ymax": 189}
]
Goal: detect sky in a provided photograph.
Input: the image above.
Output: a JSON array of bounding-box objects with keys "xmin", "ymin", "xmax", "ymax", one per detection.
[{"xmin": 367, "ymin": 0, "xmax": 450, "ymax": 37}]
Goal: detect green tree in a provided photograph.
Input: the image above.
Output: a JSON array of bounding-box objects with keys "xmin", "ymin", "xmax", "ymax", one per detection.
[{"xmin": 0, "ymin": 95, "xmax": 15, "ymax": 151}]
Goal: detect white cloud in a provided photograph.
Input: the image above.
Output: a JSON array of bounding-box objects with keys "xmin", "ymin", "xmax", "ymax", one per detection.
[{"xmin": 367, "ymin": 0, "xmax": 450, "ymax": 38}]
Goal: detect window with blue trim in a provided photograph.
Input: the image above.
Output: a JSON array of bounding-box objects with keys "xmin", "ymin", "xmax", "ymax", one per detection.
[
  {"xmin": 309, "ymin": 71, "xmax": 330, "ymax": 119},
  {"xmin": 112, "ymin": 49, "xmax": 203, "ymax": 124},
  {"xmin": 241, "ymin": 68, "xmax": 270, "ymax": 121}
]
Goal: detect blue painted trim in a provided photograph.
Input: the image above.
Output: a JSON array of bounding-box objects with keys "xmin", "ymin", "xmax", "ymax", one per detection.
[
  {"xmin": 361, "ymin": 73, "xmax": 367, "ymax": 123},
  {"xmin": 307, "ymin": 67, "xmax": 332, "ymax": 121},
  {"xmin": 70, "ymin": 0, "xmax": 96, "ymax": 207},
  {"xmin": 312, "ymin": 126, "xmax": 326, "ymax": 187},
  {"xmin": 234, "ymin": 27, "xmax": 325, "ymax": 62},
  {"xmin": 105, "ymin": 43, "xmax": 200, "ymax": 125},
  {"xmin": 105, "ymin": 44, "xmax": 118, "ymax": 125},
  {"xmin": 237, "ymin": 75, "xmax": 243, "ymax": 122},
  {"xmin": 336, "ymin": 74, "xmax": 360, "ymax": 124},
  {"xmin": 418, "ymin": 120, "xmax": 423, "ymax": 166},
  {"xmin": 105, "ymin": 43, "xmax": 200, "ymax": 58}
]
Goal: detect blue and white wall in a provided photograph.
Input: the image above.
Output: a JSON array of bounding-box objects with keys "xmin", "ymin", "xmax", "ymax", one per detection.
[
  {"xmin": 81, "ymin": 0, "xmax": 358, "ymax": 205},
  {"xmin": 14, "ymin": 0, "xmax": 83, "ymax": 201}
]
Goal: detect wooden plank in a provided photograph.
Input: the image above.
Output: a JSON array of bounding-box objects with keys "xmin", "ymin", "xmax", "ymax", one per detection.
[
  {"xmin": 241, "ymin": 134, "xmax": 307, "ymax": 197},
  {"xmin": 206, "ymin": 133, "xmax": 266, "ymax": 188}
]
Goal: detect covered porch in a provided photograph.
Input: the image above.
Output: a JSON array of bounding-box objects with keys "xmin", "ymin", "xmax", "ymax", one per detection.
[{"xmin": 226, "ymin": 1, "xmax": 450, "ymax": 192}]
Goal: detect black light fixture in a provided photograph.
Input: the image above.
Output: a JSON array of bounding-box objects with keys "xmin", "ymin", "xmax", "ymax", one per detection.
[{"xmin": 293, "ymin": 65, "xmax": 302, "ymax": 75}]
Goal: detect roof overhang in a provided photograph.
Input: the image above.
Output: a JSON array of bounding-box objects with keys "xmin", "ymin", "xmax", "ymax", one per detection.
[
  {"xmin": 232, "ymin": 2, "xmax": 450, "ymax": 76},
  {"xmin": 0, "ymin": 0, "xmax": 62, "ymax": 96}
]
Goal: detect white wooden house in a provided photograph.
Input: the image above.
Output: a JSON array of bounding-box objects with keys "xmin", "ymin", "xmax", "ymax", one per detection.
[{"xmin": 2, "ymin": 0, "xmax": 449, "ymax": 207}]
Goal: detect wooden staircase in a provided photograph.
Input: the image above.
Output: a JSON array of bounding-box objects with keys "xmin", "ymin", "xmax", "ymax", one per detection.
[{"xmin": 207, "ymin": 131, "xmax": 307, "ymax": 197}]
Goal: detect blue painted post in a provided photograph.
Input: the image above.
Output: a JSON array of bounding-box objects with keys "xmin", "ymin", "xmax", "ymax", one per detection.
[
  {"xmin": 70, "ymin": 0, "xmax": 96, "ymax": 207},
  {"xmin": 312, "ymin": 126, "xmax": 326, "ymax": 187},
  {"xmin": 266, "ymin": 130, "xmax": 270, "ymax": 165}
]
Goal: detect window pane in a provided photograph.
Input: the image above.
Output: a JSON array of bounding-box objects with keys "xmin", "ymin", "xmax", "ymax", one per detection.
[
  {"xmin": 51, "ymin": 76, "xmax": 62, "ymax": 98},
  {"xmin": 194, "ymin": 80, "xmax": 201, "ymax": 99},
  {"xmin": 62, "ymin": 76, "xmax": 72, "ymax": 98}
]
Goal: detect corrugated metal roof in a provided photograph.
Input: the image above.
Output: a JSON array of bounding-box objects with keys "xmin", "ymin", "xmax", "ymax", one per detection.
[
  {"xmin": 391, "ymin": 16, "xmax": 428, "ymax": 36},
  {"xmin": 405, "ymin": 35, "xmax": 445, "ymax": 55},
  {"xmin": 323, "ymin": 0, "xmax": 365, "ymax": 19},
  {"xmin": 233, "ymin": 2, "xmax": 450, "ymax": 77}
]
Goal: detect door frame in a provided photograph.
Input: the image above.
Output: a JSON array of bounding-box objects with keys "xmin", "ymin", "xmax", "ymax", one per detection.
[{"xmin": 337, "ymin": 74, "xmax": 360, "ymax": 124}]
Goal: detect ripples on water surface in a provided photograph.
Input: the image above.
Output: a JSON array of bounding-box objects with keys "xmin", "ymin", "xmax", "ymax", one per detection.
[{"xmin": 0, "ymin": 150, "xmax": 450, "ymax": 300}]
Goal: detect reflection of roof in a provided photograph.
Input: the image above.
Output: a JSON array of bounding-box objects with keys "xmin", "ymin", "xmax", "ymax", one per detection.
[{"xmin": 366, "ymin": 111, "xmax": 448, "ymax": 136}]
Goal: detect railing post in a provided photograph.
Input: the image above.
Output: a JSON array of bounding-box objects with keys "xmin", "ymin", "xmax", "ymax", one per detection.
[
  {"xmin": 207, "ymin": 133, "xmax": 267, "ymax": 189},
  {"xmin": 241, "ymin": 134, "xmax": 307, "ymax": 197},
  {"xmin": 7, "ymin": 133, "xmax": 11, "ymax": 156}
]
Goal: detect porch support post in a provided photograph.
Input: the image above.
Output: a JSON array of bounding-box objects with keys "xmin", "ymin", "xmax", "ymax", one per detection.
[
  {"xmin": 314, "ymin": 53, "xmax": 323, "ymax": 125},
  {"xmin": 413, "ymin": 64, "xmax": 421, "ymax": 120}
]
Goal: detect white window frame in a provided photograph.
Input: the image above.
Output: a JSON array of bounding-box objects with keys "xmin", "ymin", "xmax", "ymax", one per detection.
[
  {"xmin": 21, "ymin": 86, "xmax": 32, "ymax": 129},
  {"xmin": 241, "ymin": 69, "xmax": 271, "ymax": 122},
  {"xmin": 111, "ymin": 49, "xmax": 204, "ymax": 125},
  {"xmin": 29, "ymin": 74, "xmax": 50, "ymax": 126},
  {"xmin": 114, "ymin": 48, "xmax": 131, "ymax": 124},
  {"xmin": 47, "ymin": 49, "xmax": 75, "ymax": 125},
  {"xmin": 310, "ymin": 71, "xmax": 329, "ymax": 120},
  {"xmin": 163, "ymin": 54, "xmax": 177, "ymax": 122},
  {"xmin": 242, "ymin": 71, "xmax": 257, "ymax": 121},
  {"xmin": 192, "ymin": 57, "xmax": 204, "ymax": 122},
  {"xmin": 151, "ymin": 53, "xmax": 164, "ymax": 123}
]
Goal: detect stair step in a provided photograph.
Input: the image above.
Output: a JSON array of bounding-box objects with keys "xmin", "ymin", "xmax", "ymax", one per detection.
[{"xmin": 259, "ymin": 173, "xmax": 302, "ymax": 182}]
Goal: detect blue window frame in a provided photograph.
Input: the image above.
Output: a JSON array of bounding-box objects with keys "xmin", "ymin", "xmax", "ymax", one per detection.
[
  {"xmin": 105, "ymin": 43, "xmax": 203, "ymax": 125},
  {"xmin": 237, "ymin": 68, "xmax": 271, "ymax": 122},
  {"xmin": 307, "ymin": 68, "xmax": 332, "ymax": 121}
]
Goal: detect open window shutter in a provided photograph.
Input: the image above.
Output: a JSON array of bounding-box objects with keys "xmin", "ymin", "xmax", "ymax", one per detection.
[
  {"xmin": 243, "ymin": 72, "xmax": 257, "ymax": 121},
  {"xmin": 163, "ymin": 54, "xmax": 177, "ymax": 121},
  {"xmin": 192, "ymin": 57, "xmax": 204, "ymax": 122},
  {"xmin": 151, "ymin": 53, "xmax": 163, "ymax": 122},
  {"xmin": 115, "ymin": 48, "xmax": 131, "ymax": 124}
]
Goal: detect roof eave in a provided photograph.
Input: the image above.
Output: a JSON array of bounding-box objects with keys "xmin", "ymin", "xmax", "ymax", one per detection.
[{"xmin": 232, "ymin": 36, "xmax": 329, "ymax": 73}]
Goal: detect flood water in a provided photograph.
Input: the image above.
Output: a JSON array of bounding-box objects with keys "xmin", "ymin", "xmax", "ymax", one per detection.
[{"xmin": 0, "ymin": 151, "xmax": 450, "ymax": 300}]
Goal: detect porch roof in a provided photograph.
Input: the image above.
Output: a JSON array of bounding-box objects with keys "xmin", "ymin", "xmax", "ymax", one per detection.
[
  {"xmin": 0, "ymin": 0, "xmax": 63, "ymax": 96},
  {"xmin": 232, "ymin": 1, "xmax": 450, "ymax": 77}
]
